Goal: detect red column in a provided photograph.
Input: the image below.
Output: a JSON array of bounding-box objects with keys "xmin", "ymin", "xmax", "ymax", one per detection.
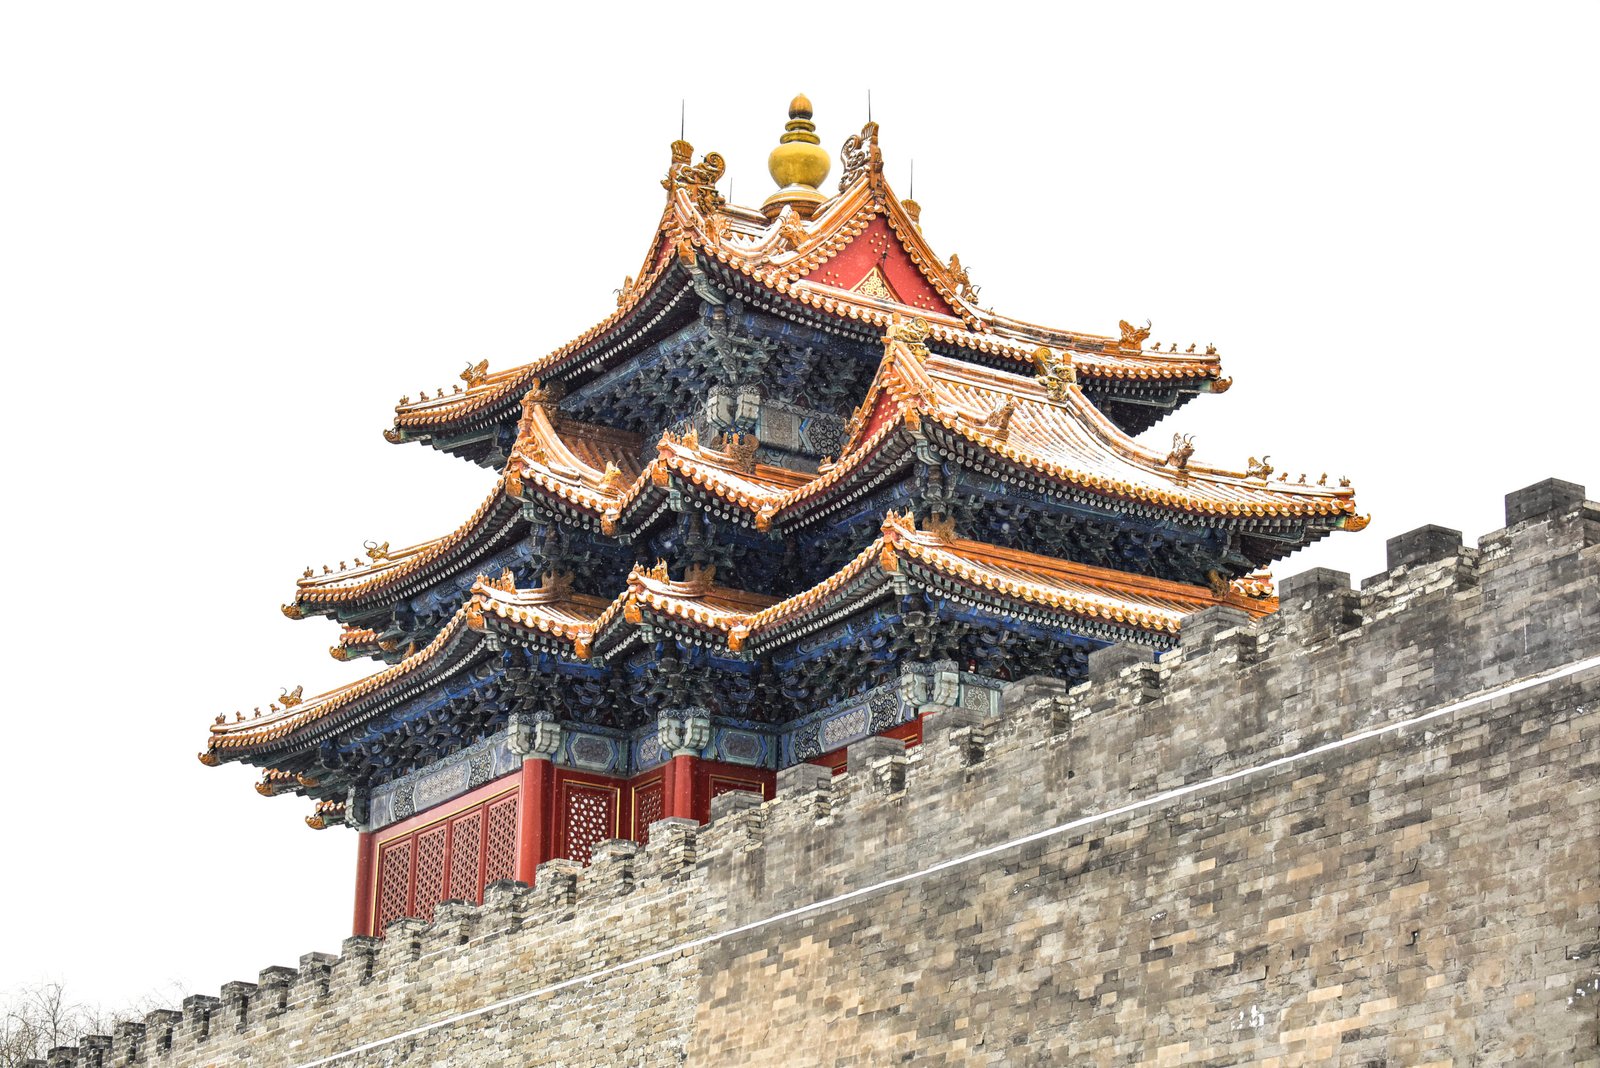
[
  {"xmin": 516, "ymin": 758, "xmax": 553, "ymax": 885},
  {"xmin": 663, "ymin": 754, "xmax": 700, "ymax": 822},
  {"xmin": 351, "ymin": 830, "xmax": 375, "ymax": 937}
]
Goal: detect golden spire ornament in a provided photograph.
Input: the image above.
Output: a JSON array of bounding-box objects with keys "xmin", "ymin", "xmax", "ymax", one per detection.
[{"xmin": 762, "ymin": 94, "xmax": 831, "ymax": 220}]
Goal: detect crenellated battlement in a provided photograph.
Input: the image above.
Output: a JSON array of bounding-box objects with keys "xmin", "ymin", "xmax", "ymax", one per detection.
[{"xmin": 37, "ymin": 479, "xmax": 1599, "ymax": 1066}]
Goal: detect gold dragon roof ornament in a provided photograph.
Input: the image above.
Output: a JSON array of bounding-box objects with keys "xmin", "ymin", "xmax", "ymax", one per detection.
[
  {"xmin": 838, "ymin": 120, "xmax": 883, "ymax": 193},
  {"xmin": 663, "ymin": 139, "xmax": 726, "ymax": 219}
]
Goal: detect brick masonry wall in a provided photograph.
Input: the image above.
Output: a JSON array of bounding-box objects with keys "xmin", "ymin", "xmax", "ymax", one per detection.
[{"xmin": 39, "ymin": 480, "xmax": 1599, "ymax": 1067}]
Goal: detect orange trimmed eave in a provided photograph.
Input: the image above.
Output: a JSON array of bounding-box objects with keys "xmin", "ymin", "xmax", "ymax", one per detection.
[
  {"xmin": 702, "ymin": 174, "xmax": 1225, "ymax": 381},
  {"xmin": 287, "ymin": 474, "xmax": 523, "ymax": 614},
  {"xmin": 329, "ymin": 626, "xmax": 385, "ymax": 662},
  {"xmin": 203, "ymin": 514, "xmax": 1278, "ymax": 766},
  {"xmin": 205, "ymin": 608, "xmax": 480, "ymax": 757},
  {"xmin": 289, "ymin": 401, "xmax": 639, "ymax": 615},
  {"xmin": 285, "ymin": 407, "xmax": 820, "ymax": 620},
  {"xmin": 387, "ymin": 171, "xmax": 1224, "ymax": 442},
  {"xmin": 492, "ymin": 512, "xmax": 1278, "ymax": 660},
  {"xmin": 330, "ymin": 332, "xmax": 1361, "ymax": 609},
  {"xmin": 828, "ymin": 339, "xmax": 1363, "ymax": 525},
  {"xmin": 514, "ymin": 353, "xmax": 1360, "ymax": 538},
  {"xmin": 206, "ymin": 577, "xmax": 612, "ymax": 763}
]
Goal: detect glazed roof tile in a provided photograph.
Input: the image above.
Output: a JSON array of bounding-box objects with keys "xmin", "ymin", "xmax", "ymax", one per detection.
[
  {"xmin": 210, "ymin": 517, "xmax": 1271, "ymax": 764},
  {"xmin": 207, "ymin": 608, "xmax": 477, "ymax": 754},
  {"xmin": 836, "ymin": 338, "xmax": 1360, "ymax": 523},
  {"xmin": 302, "ymin": 322, "xmax": 1355, "ymax": 623},
  {"xmin": 388, "ymin": 166, "xmax": 1222, "ymax": 439},
  {"xmin": 290, "ymin": 479, "xmax": 520, "ymax": 612}
]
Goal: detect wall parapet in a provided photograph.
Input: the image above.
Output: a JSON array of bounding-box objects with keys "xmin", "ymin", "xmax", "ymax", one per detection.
[{"xmin": 30, "ymin": 479, "xmax": 1599, "ymax": 1067}]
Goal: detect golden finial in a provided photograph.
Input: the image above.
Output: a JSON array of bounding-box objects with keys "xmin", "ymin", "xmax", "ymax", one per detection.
[{"xmin": 763, "ymin": 94, "xmax": 831, "ymax": 221}]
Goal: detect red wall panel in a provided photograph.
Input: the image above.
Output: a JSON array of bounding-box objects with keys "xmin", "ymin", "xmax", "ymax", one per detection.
[
  {"xmin": 367, "ymin": 777, "xmax": 519, "ymax": 937},
  {"xmin": 483, "ymin": 795, "xmax": 519, "ymax": 885},
  {"xmin": 631, "ymin": 775, "xmax": 665, "ymax": 844},
  {"xmin": 364, "ymin": 758, "xmax": 782, "ymax": 934},
  {"xmin": 553, "ymin": 774, "xmax": 620, "ymax": 866}
]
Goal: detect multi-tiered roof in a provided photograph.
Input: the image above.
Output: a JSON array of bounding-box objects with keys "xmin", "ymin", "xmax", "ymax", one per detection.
[{"xmin": 203, "ymin": 96, "xmax": 1363, "ymax": 832}]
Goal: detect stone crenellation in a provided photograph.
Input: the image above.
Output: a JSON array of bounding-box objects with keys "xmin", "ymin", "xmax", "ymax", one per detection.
[{"xmin": 36, "ymin": 479, "xmax": 1599, "ymax": 1066}]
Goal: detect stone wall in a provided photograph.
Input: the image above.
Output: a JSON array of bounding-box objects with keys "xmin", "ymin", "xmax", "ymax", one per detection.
[{"xmin": 38, "ymin": 480, "xmax": 1600, "ymax": 1066}]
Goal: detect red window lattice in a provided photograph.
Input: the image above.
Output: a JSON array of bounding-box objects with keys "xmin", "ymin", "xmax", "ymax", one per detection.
[
  {"xmin": 369, "ymin": 783, "xmax": 520, "ymax": 937},
  {"xmin": 563, "ymin": 784, "xmax": 615, "ymax": 866},
  {"xmin": 633, "ymin": 781, "xmax": 664, "ymax": 844},
  {"xmin": 375, "ymin": 840, "xmax": 412, "ymax": 935},
  {"xmin": 447, "ymin": 810, "xmax": 484, "ymax": 904},
  {"xmin": 483, "ymin": 796, "xmax": 518, "ymax": 885},
  {"xmin": 413, "ymin": 825, "xmax": 449, "ymax": 923}
]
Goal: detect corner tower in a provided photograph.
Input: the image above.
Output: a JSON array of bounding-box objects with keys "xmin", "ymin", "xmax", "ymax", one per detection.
[{"xmin": 201, "ymin": 98, "xmax": 1366, "ymax": 938}]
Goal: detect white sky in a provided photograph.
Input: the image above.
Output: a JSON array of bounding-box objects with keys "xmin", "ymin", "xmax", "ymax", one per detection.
[{"xmin": 2, "ymin": 2, "xmax": 1595, "ymax": 1014}]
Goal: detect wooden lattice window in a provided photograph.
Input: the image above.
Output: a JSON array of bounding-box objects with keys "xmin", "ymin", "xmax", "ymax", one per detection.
[
  {"xmin": 367, "ymin": 781, "xmax": 519, "ymax": 936},
  {"xmin": 412, "ymin": 825, "xmax": 449, "ymax": 923},
  {"xmin": 375, "ymin": 839, "xmax": 412, "ymax": 935},
  {"xmin": 483, "ymin": 796, "xmax": 518, "ymax": 885},
  {"xmin": 447, "ymin": 809, "xmax": 484, "ymax": 904},
  {"xmin": 562, "ymin": 783, "xmax": 616, "ymax": 866},
  {"xmin": 633, "ymin": 780, "xmax": 665, "ymax": 844}
]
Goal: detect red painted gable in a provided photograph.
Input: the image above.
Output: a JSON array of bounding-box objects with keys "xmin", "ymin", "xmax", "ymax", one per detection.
[{"xmin": 801, "ymin": 217, "xmax": 954, "ymax": 317}]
